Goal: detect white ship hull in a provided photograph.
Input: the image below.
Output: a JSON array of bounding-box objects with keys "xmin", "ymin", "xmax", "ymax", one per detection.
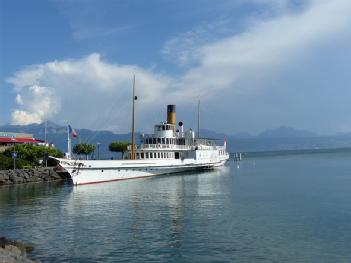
[{"xmin": 56, "ymin": 156, "xmax": 229, "ymax": 185}]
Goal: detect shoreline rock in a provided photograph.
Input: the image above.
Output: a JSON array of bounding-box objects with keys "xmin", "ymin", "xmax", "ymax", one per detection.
[
  {"xmin": 0, "ymin": 168, "xmax": 70, "ymax": 186},
  {"xmin": 0, "ymin": 237, "xmax": 40, "ymax": 263}
]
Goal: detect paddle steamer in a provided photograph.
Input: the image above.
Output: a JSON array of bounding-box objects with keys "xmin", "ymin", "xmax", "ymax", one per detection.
[{"xmin": 55, "ymin": 77, "xmax": 229, "ymax": 185}]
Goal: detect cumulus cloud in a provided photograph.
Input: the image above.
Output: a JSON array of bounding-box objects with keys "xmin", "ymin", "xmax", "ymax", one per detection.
[
  {"xmin": 7, "ymin": 54, "xmax": 173, "ymax": 131},
  {"xmin": 10, "ymin": 85, "xmax": 61, "ymax": 125},
  {"xmin": 159, "ymin": 0, "xmax": 351, "ymax": 119},
  {"xmin": 169, "ymin": 0, "xmax": 351, "ymax": 93},
  {"xmin": 6, "ymin": 0, "xmax": 351, "ymax": 133}
]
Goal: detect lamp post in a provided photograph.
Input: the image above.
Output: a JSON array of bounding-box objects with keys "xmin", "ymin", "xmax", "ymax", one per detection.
[
  {"xmin": 44, "ymin": 151, "xmax": 48, "ymax": 167},
  {"xmin": 12, "ymin": 151, "xmax": 17, "ymax": 170},
  {"xmin": 97, "ymin": 142, "xmax": 101, "ymax": 160}
]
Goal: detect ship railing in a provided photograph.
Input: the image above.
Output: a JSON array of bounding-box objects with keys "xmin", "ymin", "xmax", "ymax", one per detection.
[
  {"xmin": 138, "ymin": 144, "xmax": 192, "ymax": 150},
  {"xmin": 196, "ymin": 145, "xmax": 226, "ymax": 150},
  {"xmin": 127, "ymin": 144, "xmax": 226, "ymax": 151}
]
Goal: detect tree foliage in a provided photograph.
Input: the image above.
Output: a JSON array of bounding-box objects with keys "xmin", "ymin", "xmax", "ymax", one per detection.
[
  {"xmin": 2, "ymin": 144, "xmax": 63, "ymax": 168},
  {"xmin": 73, "ymin": 143, "xmax": 96, "ymax": 159},
  {"xmin": 109, "ymin": 141, "xmax": 129, "ymax": 158},
  {"xmin": 0, "ymin": 153, "xmax": 31, "ymax": 170},
  {"xmin": 4, "ymin": 144, "xmax": 63, "ymax": 163}
]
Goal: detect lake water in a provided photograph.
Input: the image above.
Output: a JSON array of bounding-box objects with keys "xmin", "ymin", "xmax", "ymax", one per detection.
[{"xmin": 1, "ymin": 151, "xmax": 351, "ymax": 262}]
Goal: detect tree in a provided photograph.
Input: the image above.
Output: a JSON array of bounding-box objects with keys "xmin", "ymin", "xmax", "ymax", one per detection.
[
  {"xmin": 3, "ymin": 144, "xmax": 64, "ymax": 168},
  {"xmin": 109, "ymin": 141, "xmax": 129, "ymax": 159},
  {"xmin": 73, "ymin": 143, "xmax": 96, "ymax": 160},
  {"xmin": 0, "ymin": 153, "xmax": 31, "ymax": 169}
]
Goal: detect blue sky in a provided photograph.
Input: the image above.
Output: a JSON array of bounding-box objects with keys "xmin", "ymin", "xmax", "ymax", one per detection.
[{"xmin": 1, "ymin": 0, "xmax": 351, "ymax": 135}]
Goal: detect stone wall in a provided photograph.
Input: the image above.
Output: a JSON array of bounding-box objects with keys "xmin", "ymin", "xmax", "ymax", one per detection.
[
  {"xmin": 0, "ymin": 168, "xmax": 70, "ymax": 185},
  {"xmin": 0, "ymin": 237, "xmax": 39, "ymax": 263}
]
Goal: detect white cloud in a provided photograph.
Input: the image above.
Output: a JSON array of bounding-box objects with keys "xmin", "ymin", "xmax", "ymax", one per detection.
[
  {"xmin": 15, "ymin": 94, "xmax": 23, "ymax": 105},
  {"xmin": 6, "ymin": 0, "xmax": 351, "ymax": 133},
  {"xmin": 11, "ymin": 85, "xmax": 60, "ymax": 125},
  {"xmin": 7, "ymin": 54, "xmax": 173, "ymax": 131},
  {"xmin": 169, "ymin": 0, "xmax": 351, "ymax": 99},
  {"xmin": 11, "ymin": 111, "xmax": 43, "ymax": 125}
]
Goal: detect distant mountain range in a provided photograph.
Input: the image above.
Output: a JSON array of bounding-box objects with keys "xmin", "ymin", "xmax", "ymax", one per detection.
[
  {"xmin": 256, "ymin": 126, "xmax": 317, "ymax": 138},
  {"xmin": 201, "ymin": 126, "xmax": 317, "ymax": 139},
  {"xmin": 1, "ymin": 122, "xmax": 351, "ymax": 155}
]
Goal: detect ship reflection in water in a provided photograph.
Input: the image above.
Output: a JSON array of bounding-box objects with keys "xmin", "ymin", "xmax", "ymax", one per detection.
[{"xmin": 64, "ymin": 167, "xmax": 231, "ymax": 258}]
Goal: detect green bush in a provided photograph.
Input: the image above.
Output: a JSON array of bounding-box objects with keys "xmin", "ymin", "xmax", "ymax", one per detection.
[
  {"xmin": 0, "ymin": 153, "xmax": 31, "ymax": 170},
  {"xmin": 3, "ymin": 144, "xmax": 64, "ymax": 167}
]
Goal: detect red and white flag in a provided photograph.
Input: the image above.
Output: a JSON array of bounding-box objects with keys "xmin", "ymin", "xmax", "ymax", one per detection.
[{"xmin": 68, "ymin": 125, "xmax": 78, "ymax": 138}]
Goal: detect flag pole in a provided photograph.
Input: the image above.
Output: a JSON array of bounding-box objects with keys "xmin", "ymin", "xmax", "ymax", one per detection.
[
  {"xmin": 44, "ymin": 120, "xmax": 47, "ymax": 143},
  {"xmin": 44, "ymin": 120, "xmax": 48, "ymax": 167},
  {"xmin": 131, "ymin": 74, "xmax": 136, "ymax": 160},
  {"xmin": 67, "ymin": 124, "xmax": 71, "ymax": 159}
]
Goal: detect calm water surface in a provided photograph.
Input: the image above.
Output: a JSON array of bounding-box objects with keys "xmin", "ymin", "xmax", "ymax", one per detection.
[{"xmin": 1, "ymin": 152, "xmax": 351, "ymax": 262}]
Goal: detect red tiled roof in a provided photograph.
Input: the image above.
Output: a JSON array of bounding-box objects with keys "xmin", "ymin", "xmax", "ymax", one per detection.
[{"xmin": 0, "ymin": 137, "xmax": 44, "ymax": 143}]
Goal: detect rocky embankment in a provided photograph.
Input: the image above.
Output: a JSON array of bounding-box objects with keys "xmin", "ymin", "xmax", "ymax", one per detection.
[
  {"xmin": 0, "ymin": 168, "xmax": 70, "ymax": 185},
  {"xmin": 0, "ymin": 237, "xmax": 40, "ymax": 263}
]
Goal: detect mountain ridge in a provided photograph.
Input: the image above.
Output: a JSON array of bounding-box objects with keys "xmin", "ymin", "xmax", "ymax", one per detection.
[{"xmin": 2, "ymin": 122, "xmax": 351, "ymax": 155}]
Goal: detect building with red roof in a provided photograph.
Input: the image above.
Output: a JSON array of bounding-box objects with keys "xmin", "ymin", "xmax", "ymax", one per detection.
[{"xmin": 0, "ymin": 132, "xmax": 45, "ymax": 152}]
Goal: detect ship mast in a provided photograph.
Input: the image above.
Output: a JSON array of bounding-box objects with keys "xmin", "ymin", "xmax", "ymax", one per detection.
[
  {"xmin": 131, "ymin": 74, "xmax": 136, "ymax": 160},
  {"xmin": 197, "ymin": 99, "xmax": 200, "ymax": 138}
]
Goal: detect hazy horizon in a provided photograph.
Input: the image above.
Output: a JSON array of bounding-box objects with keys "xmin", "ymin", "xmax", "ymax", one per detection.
[{"xmin": 2, "ymin": 120, "xmax": 351, "ymax": 139}]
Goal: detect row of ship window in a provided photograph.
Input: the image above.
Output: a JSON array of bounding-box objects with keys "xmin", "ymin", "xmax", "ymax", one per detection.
[
  {"xmin": 128, "ymin": 152, "xmax": 180, "ymax": 160},
  {"xmin": 144, "ymin": 137, "xmax": 186, "ymax": 145},
  {"xmin": 154, "ymin": 124, "xmax": 174, "ymax": 131}
]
